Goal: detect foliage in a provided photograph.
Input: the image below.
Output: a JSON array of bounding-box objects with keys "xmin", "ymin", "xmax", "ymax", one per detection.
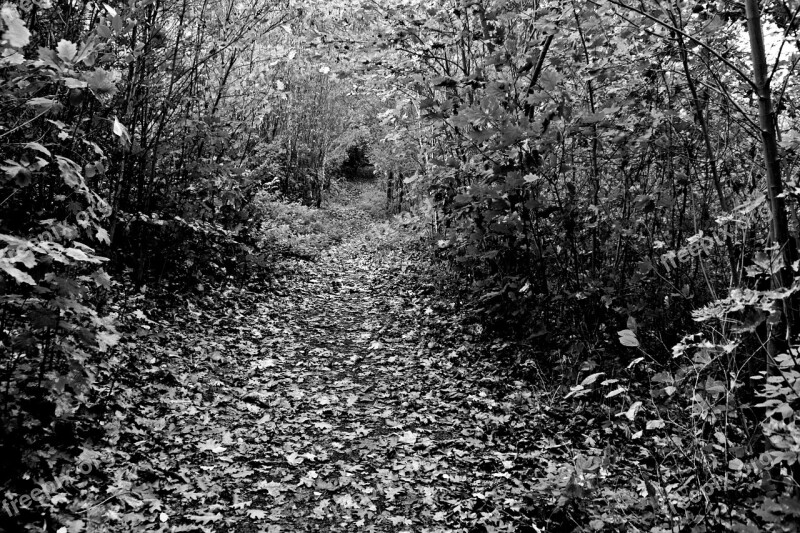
[
  {"xmin": 0, "ymin": 1, "xmax": 122, "ymax": 501},
  {"xmin": 3, "ymin": 0, "xmax": 800, "ymax": 531},
  {"xmin": 368, "ymin": 0, "xmax": 800, "ymax": 528},
  {"xmin": 255, "ymin": 181, "xmax": 388, "ymax": 260}
]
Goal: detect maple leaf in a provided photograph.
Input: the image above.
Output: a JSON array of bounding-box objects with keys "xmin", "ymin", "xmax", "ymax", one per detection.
[
  {"xmin": 257, "ymin": 480, "xmax": 284, "ymax": 496},
  {"xmin": 56, "ymin": 39, "xmax": 78, "ymax": 62},
  {"xmin": 0, "ymin": 50, "xmax": 24, "ymax": 65},
  {"xmin": 95, "ymin": 226, "xmax": 110, "ymax": 244},
  {"xmin": 198, "ymin": 439, "xmax": 226, "ymax": 453},
  {"xmin": 118, "ymin": 493, "xmax": 144, "ymax": 510},
  {"xmin": 65, "ymin": 519, "xmax": 85, "ymax": 533},
  {"xmin": 64, "ymin": 77, "xmax": 88, "ymax": 88},
  {"xmin": 384, "ymin": 485, "xmax": 403, "ymax": 501},
  {"xmin": 1, "ymin": 4, "xmax": 30, "ymax": 47},
  {"xmin": 85, "ymin": 68, "xmax": 118, "ymax": 98},
  {"xmin": 285, "ymin": 452, "xmax": 304, "ymax": 466},
  {"xmin": 247, "ymin": 509, "xmax": 267, "ymax": 519},
  {"xmin": 398, "ymin": 431, "xmax": 418, "ymax": 445},
  {"xmin": 333, "ymin": 493, "xmax": 357, "ymax": 508},
  {"xmin": 96, "ymin": 330, "xmax": 121, "ymax": 351},
  {"xmin": 0, "ymin": 259, "xmax": 35, "ymax": 285},
  {"xmin": 188, "ymin": 513, "xmax": 223, "ymax": 524}
]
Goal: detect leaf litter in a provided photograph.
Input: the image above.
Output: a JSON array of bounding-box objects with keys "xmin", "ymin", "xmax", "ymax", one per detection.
[{"xmin": 74, "ymin": 220, "xmax": 635, "ymax": 533}]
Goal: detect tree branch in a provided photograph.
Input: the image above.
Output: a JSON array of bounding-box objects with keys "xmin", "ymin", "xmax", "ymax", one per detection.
[{"xmin": 601, "ymin": 0, "xmax": 758, "ymax": 92}]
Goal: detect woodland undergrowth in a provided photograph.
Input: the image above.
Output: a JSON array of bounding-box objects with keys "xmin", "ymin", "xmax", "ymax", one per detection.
[
  {"xmin": 3, "ymin": 0, "xmax": 800, "ymax": 531},
  {"xmin": 2, "ymin": 181, "xmax": 796, "ymax": 533}
]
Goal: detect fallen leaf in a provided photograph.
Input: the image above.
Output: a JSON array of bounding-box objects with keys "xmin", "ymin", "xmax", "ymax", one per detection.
[{"xmin": 398, "ymin": 431, "xmax": 418, "ymax": 445}]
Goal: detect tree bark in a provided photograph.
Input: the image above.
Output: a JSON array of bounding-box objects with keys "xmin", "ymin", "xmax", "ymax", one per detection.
[
  {"xmin": 745, "ymin": 0, "xmax": 800, "ymax": 494},
  {"xmin": 745, "ymin": 0, "xmax": 797, "ymax": 356},
  {"xmin": 386, "ymin": 170, "xmax": 394, "ymax": 211}
]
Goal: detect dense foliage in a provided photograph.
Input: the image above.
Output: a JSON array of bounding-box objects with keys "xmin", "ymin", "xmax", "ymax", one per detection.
[
  {"xmin": 2, "ymin": 0, "xmax": 800, "ymax": 531},
  {"xmin": 370, "ymin": 0, "xmax": 800, "ymax": 529}
]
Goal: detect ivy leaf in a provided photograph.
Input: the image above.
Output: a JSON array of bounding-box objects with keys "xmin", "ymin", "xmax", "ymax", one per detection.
[
  {"xmin": 247, "ymin": 509, "xmax": 267, "ymax": 519},
  {"xmin": 56, "ymin": 39, "xmax": 78, "ymax": 62},
  {"xmin": 1, "ymin": 4, "xmax": 31, "ymax": 47}
]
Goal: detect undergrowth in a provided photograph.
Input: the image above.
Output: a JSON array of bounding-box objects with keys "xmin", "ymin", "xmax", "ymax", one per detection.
[{"xmin": 255, "ymin": 180, "xmax": 388, "ymax": 261}]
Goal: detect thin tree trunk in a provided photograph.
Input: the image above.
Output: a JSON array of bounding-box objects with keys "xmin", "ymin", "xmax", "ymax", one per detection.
[
  {"xmin": 673, "ymin": 30, "xmax": 740, "ymax": 282},
  {"xmin": 386, "ymin": 171, "xmax": 394, "ymax": 211},
  {"xmin": 745, "ymin": 0, "xmax": 800, "ymax": 493},
  {"xmin": 745, "ymin": 0, "xmax": 796, "ymax": 354}
]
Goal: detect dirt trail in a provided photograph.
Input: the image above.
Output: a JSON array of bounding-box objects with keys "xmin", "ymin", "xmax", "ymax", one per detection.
[{"xmin": 97, "ymin": 225, "xmax": 563, "ymax": 533}]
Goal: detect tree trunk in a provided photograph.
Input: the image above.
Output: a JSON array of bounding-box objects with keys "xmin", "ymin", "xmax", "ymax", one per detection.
[
  {"xmin": 386, "ymin": 171, "xmax": 394, "ymax": 211},
  {"xmin": 398, "ymin": 172, "xmax": 405, "ymax": 214},
  {"xmin": 745, "ymin": 0, "xmax": 796, "ymax": 357},
  {"xmin": 745, "ymin": 0, "xmax": 800, "ymax": 494}
]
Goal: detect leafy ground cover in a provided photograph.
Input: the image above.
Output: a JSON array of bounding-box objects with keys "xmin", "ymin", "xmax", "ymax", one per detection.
[
  {"xmin": 3, "ymin": 2, "xmax": 800, "ymax": 531},
  {"xmin": 255, "ymin": 181, "xmax": 388, "ymax": 262},
  {"xmin": 4, "ymin": 185, "xmax": 796, "ymax": 533},
  {"xmin": 3, "ymin": 196, "xmax": 612, "ymax": 533},
  {"xmin": 6, "ymin": 208, "xmax": 788, "ymax": 532}
]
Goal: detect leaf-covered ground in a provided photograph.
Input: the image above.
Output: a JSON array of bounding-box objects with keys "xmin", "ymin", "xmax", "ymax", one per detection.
[
  {"xmin": 41, "ymin": 190, "xmax": 672, "ymax": 533},
  {"xmin": 63, "ymin": 217, "xmax": 610, "ymax": 533}
]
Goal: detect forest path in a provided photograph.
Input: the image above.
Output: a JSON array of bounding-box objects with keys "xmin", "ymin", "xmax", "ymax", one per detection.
[{"xmin": 104, "ymin": 221, "xmax": 574, "ymax": 533}]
